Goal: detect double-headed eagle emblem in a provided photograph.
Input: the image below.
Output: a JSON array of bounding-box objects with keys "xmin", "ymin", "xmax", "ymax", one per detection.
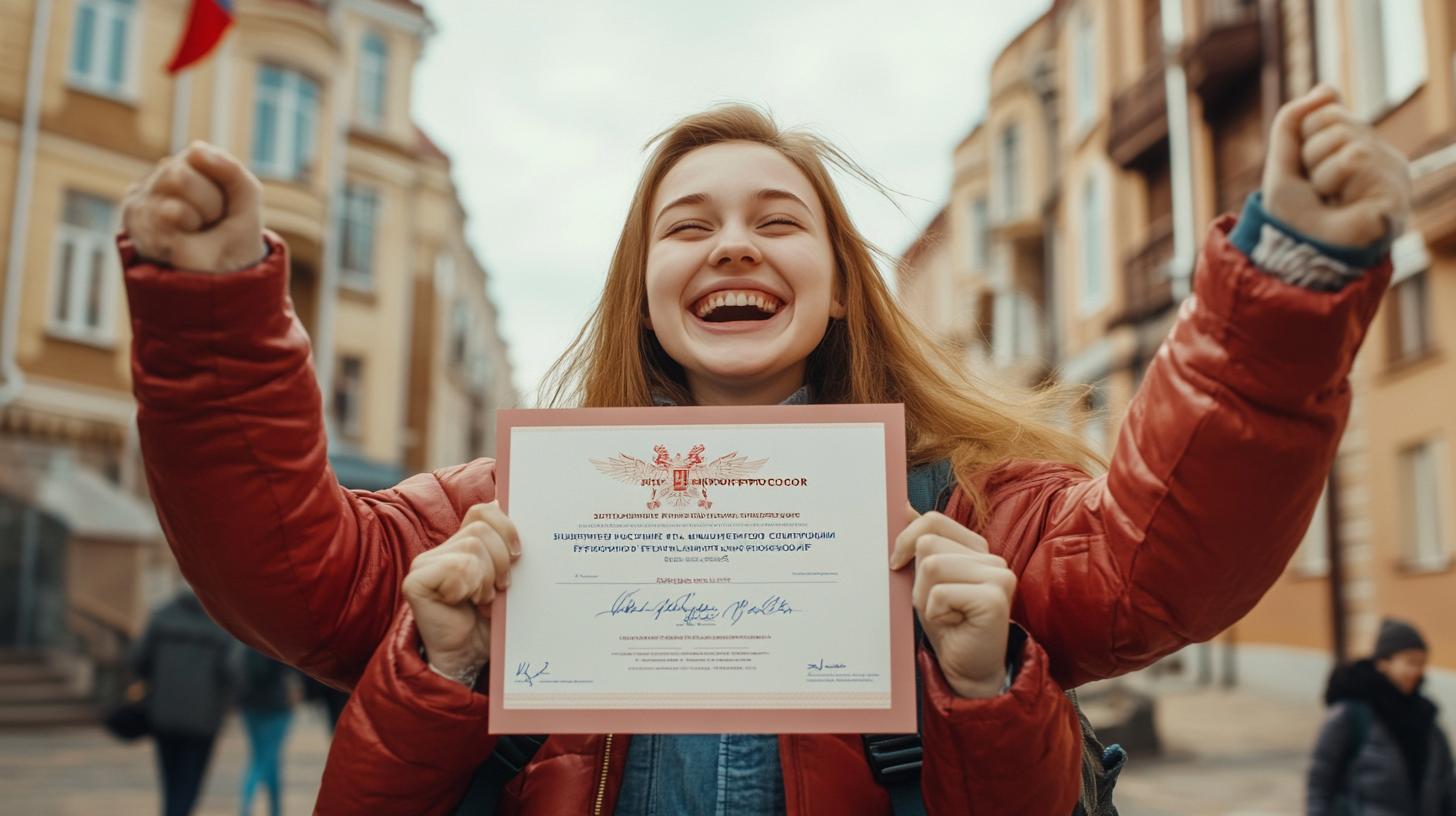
[{"xmin": 591, "ymin": 444, "xmax": 767, "ymax": 509}]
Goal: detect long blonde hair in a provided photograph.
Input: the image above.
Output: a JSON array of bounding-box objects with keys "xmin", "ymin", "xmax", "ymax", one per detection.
[{"xmin": 541, "ymin": 104, "xmax": 1102, "ymax": 521}]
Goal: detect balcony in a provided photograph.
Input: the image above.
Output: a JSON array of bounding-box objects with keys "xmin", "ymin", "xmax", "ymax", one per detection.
[
  {"xmin": 1184, "ymin": 0, "xmax": 1262, "ymax": 103},
  {"xmin": 1108, "ymin": 67, "xmax": 1169, "ymax": 169},
  {"xmin": 1109, "ymin": 221, "xmax": 1175, "ymax": 328}
]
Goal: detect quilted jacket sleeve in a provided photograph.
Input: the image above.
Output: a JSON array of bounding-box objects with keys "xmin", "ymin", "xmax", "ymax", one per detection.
[
  {"xmin": 982, "ymin": 216, "xmax": 1389, "ymax": 689},
  {"xmin": 316, "ymin": 606, "xmax": 498, "ymax": 816},
  {"xmin": 919, "ymin": 626, "xmax": 1082, "ymax": 814},
  {"xmin": 122, "ymin": 232, "xmax": 496, "ymax": 688}
]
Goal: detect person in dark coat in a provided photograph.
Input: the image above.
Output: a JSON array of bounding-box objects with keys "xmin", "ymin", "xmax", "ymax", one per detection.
[
  {"xmin": 236, "ymin": 648, "xmax": 299, "ymax": 816},
  {"xmin": 130, "ymin": 586, "xmax": 238, "ymax": 816},
  {"xmin": 1307, "ymin": 618, "xmax": 1456, "ymax": 815}
]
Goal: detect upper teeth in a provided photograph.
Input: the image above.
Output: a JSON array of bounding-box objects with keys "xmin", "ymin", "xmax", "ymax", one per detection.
[{"xmin": 694, "ymin": 290, "xmax": 782, "ymax": 318}]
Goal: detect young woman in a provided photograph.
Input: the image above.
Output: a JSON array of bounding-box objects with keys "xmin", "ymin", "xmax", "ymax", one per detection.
[{"xmin": 117, "ymin": 85, "xmax": 1407, "ymax": 814}]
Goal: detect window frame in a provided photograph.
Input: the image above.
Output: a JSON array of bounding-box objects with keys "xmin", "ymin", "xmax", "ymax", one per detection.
[
  {"xmin": 67, "ymin": 0, "xmax": 141, "ymax": 102},
  {"xmin": 357, "ymin": 31, "xmax": 389, "ymax": 129},
  {"xmin": 47, "ymin": 191, "xmax": 120, "ymax": 347},
  {"xmin": 339, "ymin": 183, "xmax": 380, "ymax": 290},
  {"xmin": 1071, "ymin": 4, "xmax": 1097, "ymax": 133},
  {"xmin": 251, "ymin": 64, "xmax": 321, "ymax": 182},
  {"xmin": 333, "ymin": 355, "xmax": 366, "ymax": 441},
  {"xmin": 1353, "ymin": 0, "xmax": 1428, "ymax": 117},
  {"xmin": 1385, "ymin": 232, "xmax": 1435, "ymax": 366},
  {"xmin": 1399, "ymin": 438, "xmax": 1451, "ymax": 572},
  {"xmin": 998, "ymin": 124, "xmax": 1022, "ymax": 220}
]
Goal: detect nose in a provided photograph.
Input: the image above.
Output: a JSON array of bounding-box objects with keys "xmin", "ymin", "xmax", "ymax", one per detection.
[{"xmin": 709, "ymin": 226, "xmax": 761, "ymax": 268}]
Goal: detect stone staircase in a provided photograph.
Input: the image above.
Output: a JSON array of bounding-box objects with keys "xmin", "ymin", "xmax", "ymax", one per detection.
[{"xmin": 0, "ymin": 649, "xmax": 99, "ymax": 727}]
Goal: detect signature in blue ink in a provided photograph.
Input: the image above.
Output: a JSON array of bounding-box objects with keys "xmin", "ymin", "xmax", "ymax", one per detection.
[
  {"xmin": 514, "ymin": 661, "xmax": 550, "ymax": 687},
  {"xmin": 807, "ymin": 658, "xmax": 848, "ymax": 672},
  {"xmin": 597, "ymin": 590, "xmax": 797, "ymax": 627}
]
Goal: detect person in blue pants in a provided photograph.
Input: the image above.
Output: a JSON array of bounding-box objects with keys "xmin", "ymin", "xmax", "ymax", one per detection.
[{"xmin": 236, "ymin": 648, "xmax": 298, "ymax": 816}]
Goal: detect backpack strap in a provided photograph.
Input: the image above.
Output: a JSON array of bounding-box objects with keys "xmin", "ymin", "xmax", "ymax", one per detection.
[{"xmin": 452, "ymin": 734, "xmax": 546, "ymax": 815}]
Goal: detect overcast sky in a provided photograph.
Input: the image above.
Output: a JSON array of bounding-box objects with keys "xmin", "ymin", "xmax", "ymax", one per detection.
[{"xmin": 412, "ymin": 0, "xmax": 1049, "ymax": 402}]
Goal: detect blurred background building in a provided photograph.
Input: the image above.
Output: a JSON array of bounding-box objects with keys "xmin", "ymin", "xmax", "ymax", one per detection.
[
  {"xmin": 0, "ymin": 0, "xmax": 515, "ymax": 724},
  {"xmin": 900, "ymin": 0, "xmax": 1456, "ymax": 731}
]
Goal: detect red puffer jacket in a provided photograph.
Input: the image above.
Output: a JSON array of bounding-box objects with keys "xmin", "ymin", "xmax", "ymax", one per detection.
[{"xmin": 121, "ymin": 215, "xmax": 1387, "ymax": 814}]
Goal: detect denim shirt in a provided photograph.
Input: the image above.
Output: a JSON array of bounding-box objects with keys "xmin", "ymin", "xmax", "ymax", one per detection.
[{"xmin": 618, "ymin": 386, "xmax": 809, "ymax": 815}]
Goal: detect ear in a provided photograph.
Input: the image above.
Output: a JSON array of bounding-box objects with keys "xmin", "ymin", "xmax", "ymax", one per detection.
[{"xmin": 829, "ymin": 293, "xmax": 846, "ymax": 319}]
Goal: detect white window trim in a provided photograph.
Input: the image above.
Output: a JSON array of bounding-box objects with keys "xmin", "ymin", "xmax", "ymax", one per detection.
[
  {"xmin": 998, "ymin": 125, "xmax": 1021, "ymax": 222},
  {"xmin": 1350, "ymin": 0, "xmax": 1428, "ymax": 118},
  {"xmin": 66, "ymin": 0, "xmax": 142, "ymax": 103},
  {"xmin": 252, "ymin": 66, "xmax": 319, "ymax": 182},
  {"xmin": 47, "ymin": 218, "xmax": 120, "ymax": 347},
  {"xmin": 335, "ymin": 357, "xmax": 366, "ymax": 439},
  {"xmin": 1078, "ymin": 168, "xmax": 1108, "ymax": 315},
  {"xmin": 1294, "ymin": 483, "xmax": 1332, "ymax": 576}
]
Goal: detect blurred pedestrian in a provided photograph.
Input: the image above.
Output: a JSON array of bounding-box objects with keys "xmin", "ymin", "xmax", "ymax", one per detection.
[
  {"xmin": 300, "ymin": 675, "xmax": 348, "ymax": 732},
  {"xmin": 130, "ymin": 586, "xmax": 237, "ymax": 816},
  {"xmin": 236, "ymin": 648, "xmax": 299, "ymax": 816},
  {"xmin": 1307, "ymin": 618, "xmax": 1456, "ymax": 815}
]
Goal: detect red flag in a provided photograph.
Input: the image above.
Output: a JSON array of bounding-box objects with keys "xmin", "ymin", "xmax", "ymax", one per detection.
[{"xmin": 166, "ymin": 0, "xmax": 234, "ymax": 74}]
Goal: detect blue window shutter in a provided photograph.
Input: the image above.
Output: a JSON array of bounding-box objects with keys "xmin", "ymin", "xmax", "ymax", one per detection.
[
  {"xmin": 72, "ymin": 4, "xmax": 96, "ymax": 77},
  {"xmin": 106, "ymin": 12, "xmax": 127, "ymax": 90}
]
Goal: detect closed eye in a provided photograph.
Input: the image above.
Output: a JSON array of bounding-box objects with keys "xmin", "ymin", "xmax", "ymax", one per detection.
[
  {"xmin": 761, "ymin": 217, "xmax": 801, "ymax": 229},
  {"xmin": 665, "ymin": 222, "xmax": 710, "ymax": 236}
]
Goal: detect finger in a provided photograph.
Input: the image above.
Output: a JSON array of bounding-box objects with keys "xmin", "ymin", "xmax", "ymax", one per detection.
[
  {"xmin": 185, "ymin": 141, "xmax": 260, "ymax": 217},
  {"xmin": 469, "ymin": 501, "xmax": 522, "ymax": 558},
  {"xmin": 1310, "ymin": 141, "xmax": 1370, "ymax": 200},
  {"xmin": 890, "ymin": 502, "xmax": 921, "ymax": 569},
  {"xmin": 895, "ymin": 511, "xmax": 989, "ymax": 567},
  {"xmin": 151, "ymin": 196, "xmax": 205, "ymax": 233},
  {"xmin": 158, "ymin": 156, "xmax": 227, "ymax": 226},
  {"xmin": 1298, "ymin": 104, "xmax": 1363, "ymax": 142},
  {"xmin": 924, "ymin": 583, "xmax": 1008, "ymax": 626},
  {"xmin": 1268, "ymin": 84, "xmax": 1341, "ymax": 177},
  {"xmin": 912, "ymin": 553, "xmax": 1016, "ymax": 612},
  {"xmin": 1300, "ymin": 124, "xmax": 1355, "ymax": 177},
  {"xmin": 438, "ymin": 522, "xmax": 509, "ymax": 595},
  {"xmin": 404, "ymin": 552, "xmax": 492, "ymax": 607}
]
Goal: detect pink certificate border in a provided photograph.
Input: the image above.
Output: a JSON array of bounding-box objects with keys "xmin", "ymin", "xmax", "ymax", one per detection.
[{"xmin": 488, "ymin": 403, "xmax": 913, "ymax": 735}]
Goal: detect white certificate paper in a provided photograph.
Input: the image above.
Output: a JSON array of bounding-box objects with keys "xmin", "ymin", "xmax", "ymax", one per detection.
[{"xmin": 488, "ymin": 403, "xmax": 914, "ymax": 734}]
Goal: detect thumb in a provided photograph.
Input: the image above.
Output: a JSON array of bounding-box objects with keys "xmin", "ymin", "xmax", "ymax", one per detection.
[
  {"xmin": 1268, "ymin": 85, "xmax": 1341, "ymax": 180},
  {"xmin": 184, "ymin": 142, "xmax": 260, "ymax": 221}
]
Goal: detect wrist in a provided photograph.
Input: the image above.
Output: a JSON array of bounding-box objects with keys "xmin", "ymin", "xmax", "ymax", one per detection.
[
  {"xmin": 943, "ymin": 666, "xmax": 1008, "ymax": 699},
  {"xmin": 419, "ymin": 644, "xmax": 487, "ymax": 688}
]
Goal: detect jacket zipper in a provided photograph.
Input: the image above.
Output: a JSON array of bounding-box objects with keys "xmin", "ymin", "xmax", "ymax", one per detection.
[{"xmin": 592, "ymin": 733, "xmax": 614, "ymax": 816}]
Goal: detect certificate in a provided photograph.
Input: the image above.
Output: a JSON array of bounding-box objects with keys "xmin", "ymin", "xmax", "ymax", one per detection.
[{"xmin": 488, "ymin": 403, "xmax": 914, "ymax": 734}]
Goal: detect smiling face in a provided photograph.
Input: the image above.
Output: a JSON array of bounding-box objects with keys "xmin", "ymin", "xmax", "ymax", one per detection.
[{"xmin": 645, "ymin": 141, "xmax": 843, "ymax": 406}]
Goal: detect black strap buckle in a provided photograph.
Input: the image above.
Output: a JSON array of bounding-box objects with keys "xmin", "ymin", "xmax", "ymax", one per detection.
[{"xmin": 861, "ymin": 733, "xmax": 924, "ymax": 787}]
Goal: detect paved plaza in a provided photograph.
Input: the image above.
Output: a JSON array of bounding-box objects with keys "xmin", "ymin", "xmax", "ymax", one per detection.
[{"xmin": 0, "ymin": 688, "xmax": 1325, "ymax": 814}]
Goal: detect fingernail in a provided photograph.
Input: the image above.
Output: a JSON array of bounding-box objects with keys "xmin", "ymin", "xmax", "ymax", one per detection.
[{"xmin": 509, "ymin": 539, "xmax": 522, "ymax": 557}]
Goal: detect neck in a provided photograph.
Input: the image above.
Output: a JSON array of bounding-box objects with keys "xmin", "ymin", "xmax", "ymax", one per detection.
[{"xmin": 686, "ymin": 365, "xmax": 807, "ymax": 407}]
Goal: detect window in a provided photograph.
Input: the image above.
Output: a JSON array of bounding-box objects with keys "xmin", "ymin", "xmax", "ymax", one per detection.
[
  {"xmin": 1295, "ymin": 482, "xmax": 1332, "ymax": 575},
  {"xmin": 1071, "ymin": 4, "xmax": 1096, "ymax": 131},
  {"xmin": 333, "ymin": 356, "xmax": 364, "ymax": 439},
  {"xmin": 1400, "ymin": 440, "xmax": 1450, "ymax": 571},
  {"xmin": 1079, "ymin": 171, "xmax": 1107, "ymax": 313},
  {"xmin": 992, "ymin": 289, "xmax": 1041, "ymax": 365},
  {"xmin": 1355, "ymin": 0, "xmax": 1427, "ymax": 113},
  {"xmin": 971, "ymin": 197, "xmax": 990, "ymax": 268},
  {"xmin": 450, "ymin": 301, "xmax": 469, "ymax": 367},
  {"xmin": 69, "ymin": 0, "xmax": 136, "ymax": 98},
  {"xmin": 434, "ymin": 252, "xmax": 457, "ymax": 300},
  {"xmin": 340, "ymin": 184, "xmax": 379, "ymax": 289},
  {"xmin": 1387, "ymin": 233, "xmax": 1433, "ymax": 364},
  {"xmin": 251, "ymin": 66, "xmax": 319, "ymax": 181},
  {"xmin": 49, "ymin": 192, "xmax": 119, "ymax": 344},
  {"xmin": 999, "ymin": 125, "xmax": 1021, "ymax": 219},
  {"xmin": 357, "ymin": 32, "xmax": 388, "ymax": 128}
]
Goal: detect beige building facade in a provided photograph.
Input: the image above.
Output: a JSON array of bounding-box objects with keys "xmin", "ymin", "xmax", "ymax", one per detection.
[
  {"xmin": 899, "ymin": 0, "xmax": 1456, "ymax": 714},
  {"xmin": 0, "ymin": 0, "xmax": 514, "ymax": 706}
]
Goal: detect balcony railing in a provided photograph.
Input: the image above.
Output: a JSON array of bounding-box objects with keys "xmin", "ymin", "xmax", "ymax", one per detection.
[
  {"xmin": 1111, "ymin": 221, "xmax": 1175, "ymax": 328},
  {"xmin": 1109, "ymin": 66, "xmax": 1169, "ymax": 168}
]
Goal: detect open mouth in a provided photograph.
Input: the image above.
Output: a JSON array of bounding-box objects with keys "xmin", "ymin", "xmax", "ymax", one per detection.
[{"xmin": 691, "ymin": 289, "xmax": 784, "ymax": 323}]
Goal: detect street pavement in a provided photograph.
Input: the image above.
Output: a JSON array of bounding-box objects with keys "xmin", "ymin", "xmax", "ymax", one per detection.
[{"xmin": 0, "ymin": 688, "xmax": 1324, "ymax": 814}]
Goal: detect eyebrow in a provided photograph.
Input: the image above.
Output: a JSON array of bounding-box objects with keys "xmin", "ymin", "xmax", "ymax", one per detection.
[{"xmin": 653, "ymin": 188, "xmax": 812, "ymax": 229}]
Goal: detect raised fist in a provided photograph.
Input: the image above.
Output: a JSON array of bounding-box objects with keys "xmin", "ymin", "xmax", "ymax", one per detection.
[
  {"xmin": 1263, "ymin": 85, "xmax": 1413, "ymax": 248},
  {"xmin": 122, "ymin": 141, "xmax": 267, "ymax": 273}
]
